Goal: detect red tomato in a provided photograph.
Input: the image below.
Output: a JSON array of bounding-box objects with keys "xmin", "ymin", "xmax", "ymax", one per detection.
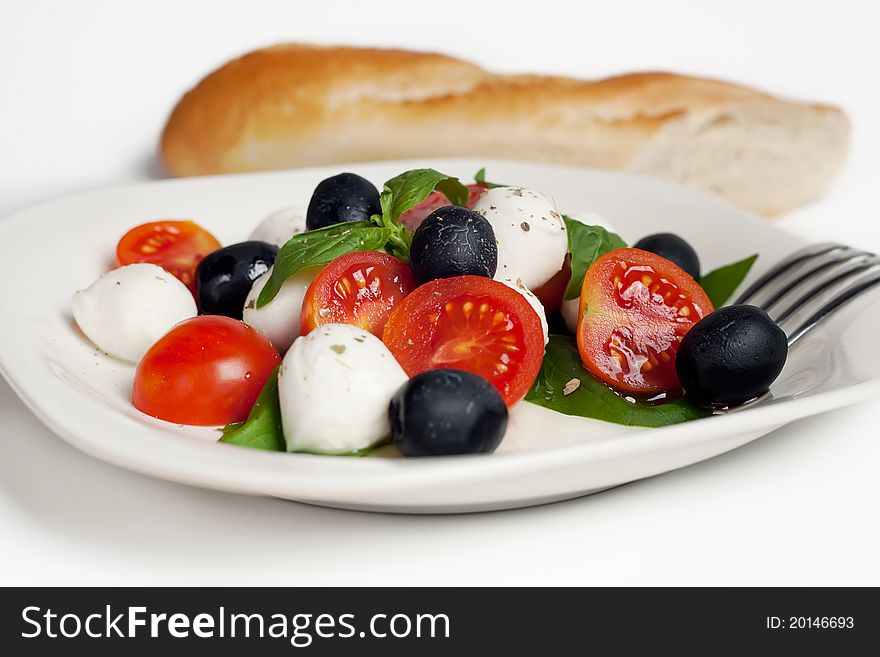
[
  {"xmin": 301, "ymin": 251, "xmax": 415, "ymax": 337},
  {"xmin": 382, "ymin": 275, "xmax": 544, "ymax": 406},
  {"xmin": 533, "ymin": 254, "xmax": 572, "ymax": 314},
  {"xmin": 117, "ymin": 220, "xmax": 221, "ymax": 294},
  {"xmin": 399, "ymin": 183, "xmax": 487, "ymax": 232},
  {"xmin": 577, "ymin": 248, "xmax": 713, "ymax": 394},
  {"xmin": 133, "ymin": 316, "xmax": 280, "ymax": 426}
]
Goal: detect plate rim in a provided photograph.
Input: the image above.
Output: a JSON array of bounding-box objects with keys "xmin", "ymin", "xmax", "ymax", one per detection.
[{"xmin": 2, "ymin": 158, "xmax": 878, "ymax": 508}]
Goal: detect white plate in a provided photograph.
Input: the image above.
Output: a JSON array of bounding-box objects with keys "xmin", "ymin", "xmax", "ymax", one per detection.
[{"xmin": 1, "ymin": 159, "xmax": 878, "ymax": 513}]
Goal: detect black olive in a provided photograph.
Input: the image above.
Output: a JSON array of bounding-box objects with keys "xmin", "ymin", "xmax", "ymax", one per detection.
[
  {"xmin": 196, "ymin": 241, "xmax": 278, "ymax": 319},
  {"xmin": 676, "ymin": 305, "xmax": 788, "ymax": 407},
  {"xmin": 389, "ymin": 369, "xmax": 508, "ymax": 456},
  {"xmin": 633, "ymin": 233, "xmax": 701, "ymax": 279},
  {"xmin": 409, "ymin": 206, "xmax": 498, "ymax": 284},
  {"xmin": 305, "ymin": 172, "xmax": 381, "ymax": 230}
]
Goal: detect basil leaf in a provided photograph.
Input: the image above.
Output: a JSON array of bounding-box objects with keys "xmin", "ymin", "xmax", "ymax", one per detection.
[
  {"xmin": 257, "ymin": 168, "xmax": 468, "ymax": 304},
  {"xmin": 525, "ymin": 335, "xmax": 707, "ymax": 426},
  {"xmin": 564, "ymin": 218, "xmax": 627, "ymax": 300},
  {"xmin": 380, "ymin": 169, "xmax": 469, "ymax": 223},
  {"xmin": 220, "ymin": 367, "xmax": 285, "ymax": 451},
  {"xmin": 257, "ymin": 221, "xmax": 392, "ymax": 307},
  {"xmin": 699, "ymin": 254, "xmax": 758, "ymax": 307},
  {"xmin": 374, "ymin": 168, "xmax": 469, "ymax": 260},
  {"xmin": 473, "ymin": 168, "xmax": 504, "ymax": 188}
]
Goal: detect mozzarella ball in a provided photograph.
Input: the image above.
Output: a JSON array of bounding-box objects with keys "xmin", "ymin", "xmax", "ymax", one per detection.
[
  {"xmin": 472, "ymin": 187, "xmax": 567, "ymax": 290},
  {"xmin": 242, "ymin": 265, "xmax": 320, "ymax": 353},
  {"xmin": 561, "ymin": 297, "xmax": 581, "ymax": 334},
  {"xmin": 72, "ymin": 264, "xmax": 197, "ymax": 363},
  {"xmin": 497, "ymin": 277, "xmax": 548, "ymax": 345},
  {"xmin": 248, "ymin": 206, "xmax": 307, "ymax": 248},
  {"xmin": 278, "ymin": 324, "xmax": 408, "ymax": 454}
]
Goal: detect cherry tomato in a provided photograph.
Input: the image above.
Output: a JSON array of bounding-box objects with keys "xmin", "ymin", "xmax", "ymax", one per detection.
[
  {"xmin": 577, "ymin": 248, "xmax": 713, "ymax": 394},
  {"xmin": 301, "ymin": 251, "xmax": 415, "ymax": 337},
  {"xmin": 133, "ymin": 315, "xmax": 280, "ymax": 426},
  {"xmin": 533, "ymin": 254, "xmax": 572, "ymax": 314},
  {"xmin": 382, "ymin": 275, "xmax": 544, "ymax": 406},
  {"xmin": 399, "ymin": 183, "xmax": 487, "ymax": 232},
  {"xmin": 117, "ymin": 220, "xmax": 221, "ymax": 294}
]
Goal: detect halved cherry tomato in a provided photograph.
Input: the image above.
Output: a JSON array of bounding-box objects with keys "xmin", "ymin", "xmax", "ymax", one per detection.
[
  {"xmin": 533, "ymin": 254, "xmax": 572, "ymax": 314},
  {"xmin": 133, "ymin": 315, "xmax": 280, "ymax": 426},
  {"xmin": 382, "ymin": 275, "xmax": 544, "ymax": 406},
  {"xmin": 577, "ymin": 248, "xmax": 713, "ymax": 394},
  {"xmin": 301, "ymin": 251, "xmax": 415, "ymax": 337},
  {"xmin": 399, "ymin": 183, "xmax": 487, "ymax": 232},
  {"xmin": 117, "ymin": 220, "xmax": 221, "ymax": 294}
]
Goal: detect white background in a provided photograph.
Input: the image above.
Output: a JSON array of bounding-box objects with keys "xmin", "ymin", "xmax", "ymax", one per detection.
[{"xmin": 2, "ymin": 0, "xmax": 878, "ymax": 585}]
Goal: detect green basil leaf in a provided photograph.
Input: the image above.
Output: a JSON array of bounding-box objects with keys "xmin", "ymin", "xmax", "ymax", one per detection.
[
  {"xmin": 220, "ymin": 367, "xmax": 285, "ymax": 451},
  {"xmin": 473, "ymin": 168, "xmax": 504, "ymax": 188},
  {"xmin": 380, "ymin": 168, "xmax": 469, "ymax": 222},
  {"xmin": 563, "ymin": 218, "xmax": 627, "ymax": 300},
  {"xmin": 435, "ymin": 178, "xmax": 470, "ymax": 207},
  {"xmin": 525, "ymin": 335, "xmax": 707, "ymax": 426},
  {"xmin": 257, "ymin": 221, "xmax": 392, "ymax": 307},
  {"xmin": 699, "ymin": 254, "xmax": 758, "ymax": 307}
]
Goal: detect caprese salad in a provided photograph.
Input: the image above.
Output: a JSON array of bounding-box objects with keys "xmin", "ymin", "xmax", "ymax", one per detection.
[{"xmin": 71, "ymin": 167, "xmax": 788, "ymax": 457}]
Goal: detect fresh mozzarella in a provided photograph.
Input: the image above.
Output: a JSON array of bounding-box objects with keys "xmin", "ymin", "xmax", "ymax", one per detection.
[
  {"xmin": 248, "ymin": 206, "xmax": 307, "ymax": 248},
  {"xmin": 498, "ymin": 277, "xmax": 548, "ymax": 345},
  {"xmin": 278, "ymin": 324, "xmax": 408, "ymax": 454},
  {"xmin": 561, "ymin": 297, "xmax": 580, "ymax": 334},
  {"xmin": 242, "ymin": 265, "xmax": 320, "ymax": 353},
  {"xmin": 72, "ymin": 263, "xmax": 197, "ymax": 363},
  {"xmin": 472, "ymin": 186, "xmax": 567, "ymax": 290}
]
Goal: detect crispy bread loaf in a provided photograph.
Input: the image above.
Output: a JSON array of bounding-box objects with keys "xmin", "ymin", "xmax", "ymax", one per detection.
[{"xmin": 161, "ymin": 44, "xmax": 848, "ymax": 215}]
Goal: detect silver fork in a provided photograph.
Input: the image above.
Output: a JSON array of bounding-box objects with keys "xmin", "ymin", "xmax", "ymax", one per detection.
[
  {"xmin": 714, "ymin": 242, "xmax": 880, "ymax": 413},
  {"xmin": 733, "ymin": 242, "xmax": 880, "ymax": 346}
]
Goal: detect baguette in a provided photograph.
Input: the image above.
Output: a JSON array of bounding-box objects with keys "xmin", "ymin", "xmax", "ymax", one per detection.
[{"xmin": 161, "ymin": 44, "xmax": 849, "ymax": 216}]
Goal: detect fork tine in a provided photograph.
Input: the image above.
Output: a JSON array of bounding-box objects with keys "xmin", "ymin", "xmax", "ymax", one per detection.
[
  {"xmin": 774, "ymin": 255, "xmax": 880, "ymax": 324},
  {"xmin": 786, "ymin": 268, "xmax": 880, "ymax": 346},
  {"xmin": 734, "ymin": 242, "xmax": 844, "ymax": 305},
  {"xmin": 761, "ymin": 248, "xmax": 871, "ymax": 314}
]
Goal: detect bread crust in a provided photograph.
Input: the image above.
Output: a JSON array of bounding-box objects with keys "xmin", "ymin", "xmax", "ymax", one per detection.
[
  {"xmin": 160, "ymin": 44, "xmax": 848, "ymax": 215},
  {"xmin": 161, "ymin": 44, "xmax": 488, "ymax": 176}
]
